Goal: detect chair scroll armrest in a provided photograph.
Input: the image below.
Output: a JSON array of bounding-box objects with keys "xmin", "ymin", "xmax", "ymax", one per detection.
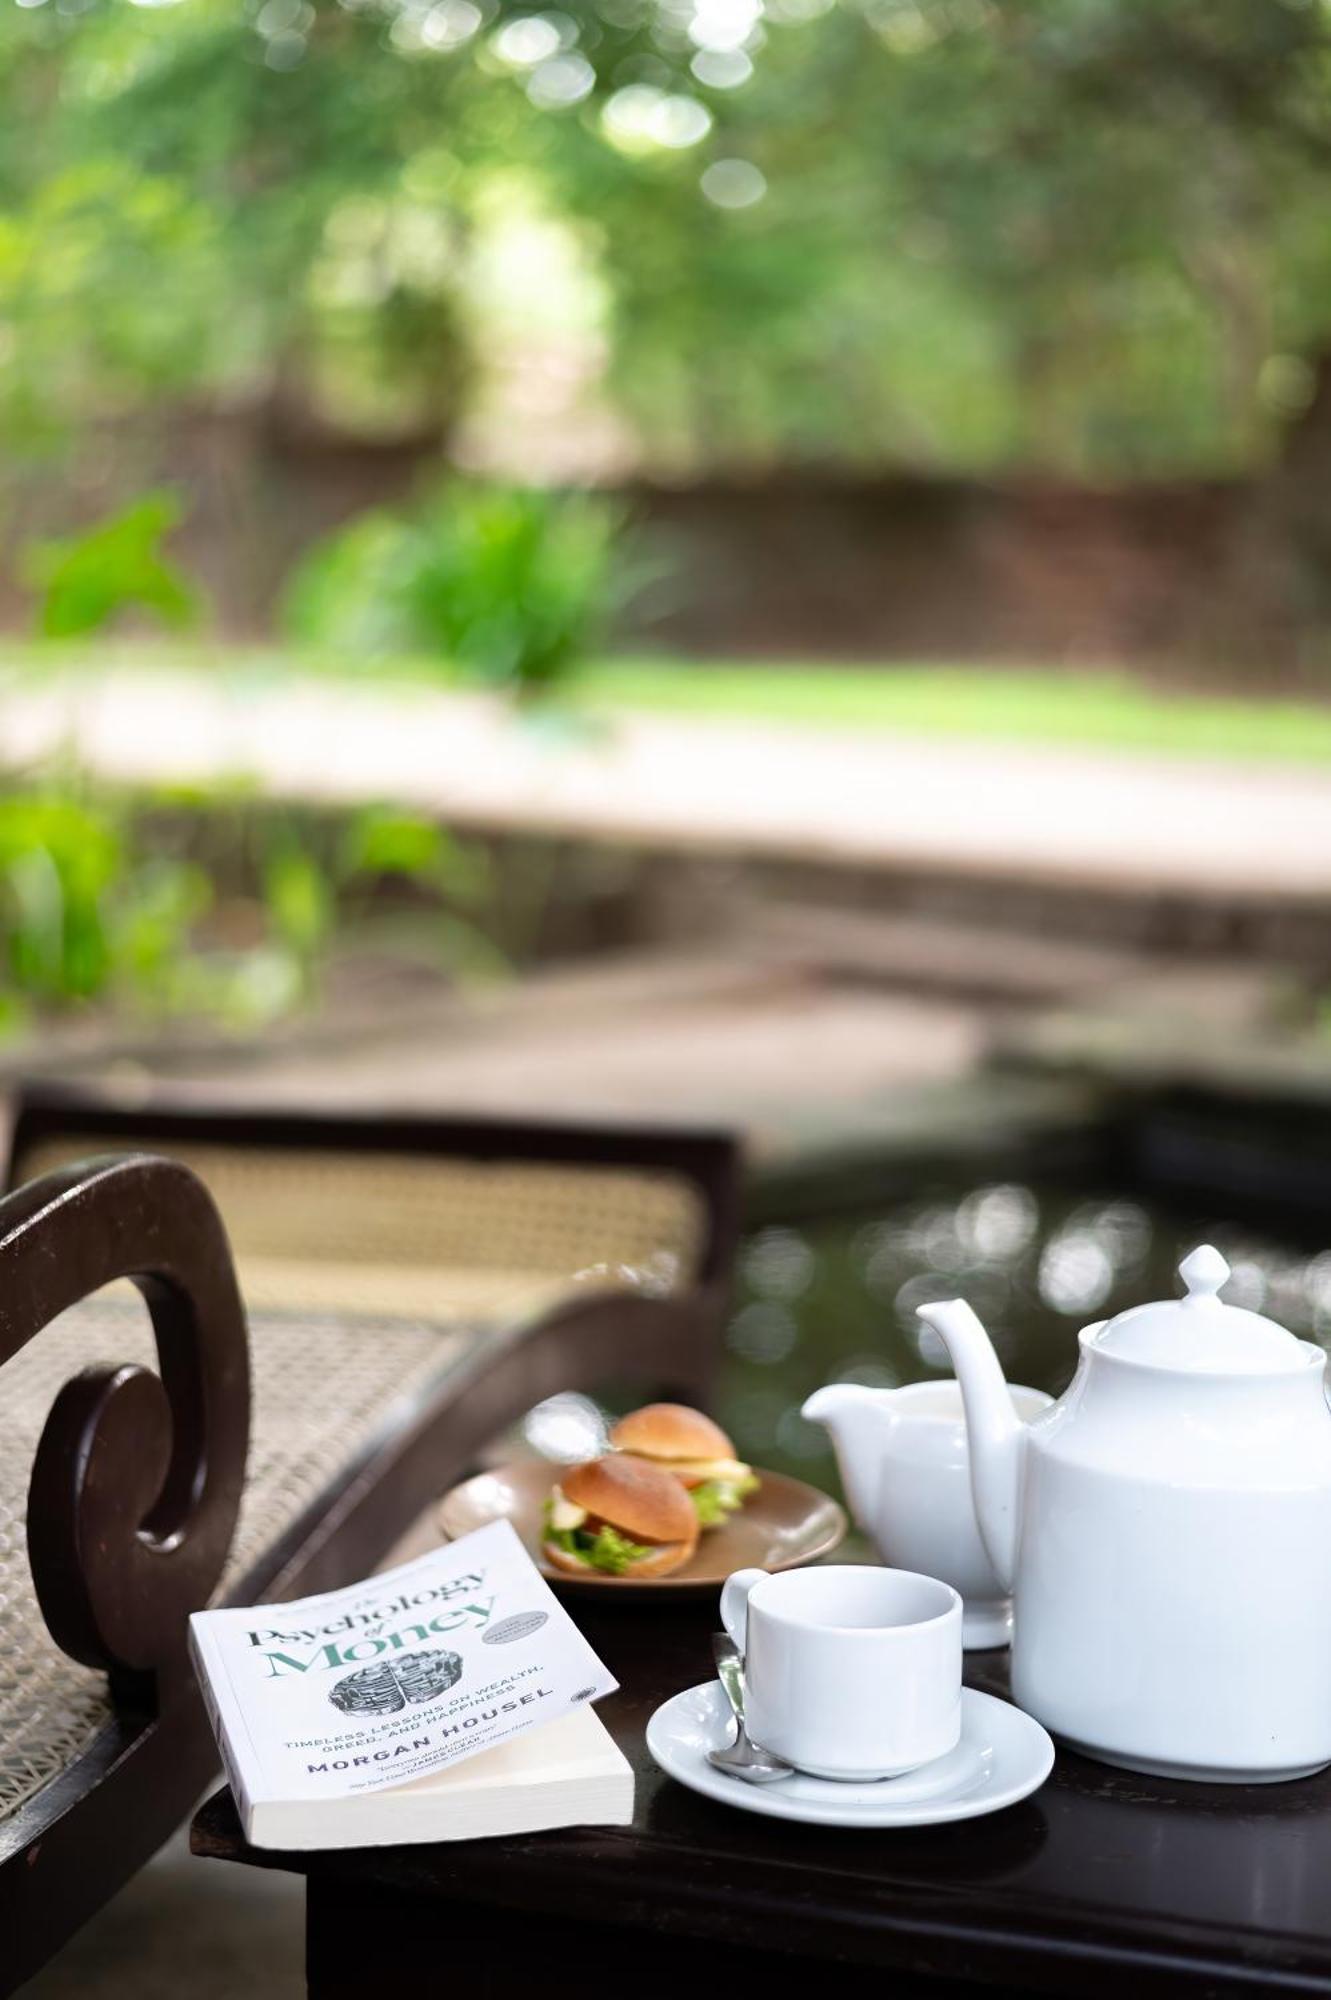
[{"xmin": 1, "ymin": 1155, "xmax": 250, "ymax": 1682}]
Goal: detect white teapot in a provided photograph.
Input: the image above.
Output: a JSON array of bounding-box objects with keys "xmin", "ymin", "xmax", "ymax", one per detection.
[{"xmin": 919, "ymin": 1245, "xmax": 1331, "ymax": 1783}]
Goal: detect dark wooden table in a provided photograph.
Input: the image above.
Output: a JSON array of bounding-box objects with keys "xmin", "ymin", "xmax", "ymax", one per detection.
[{"xmin": 192, "ymin": 1592, "xmax": 1331, "ymax": 1998}]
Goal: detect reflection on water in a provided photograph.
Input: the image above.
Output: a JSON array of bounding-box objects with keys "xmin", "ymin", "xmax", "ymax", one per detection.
[{"xmin": 717, "ymin": 1181, "xmax": 1331, "ymax": 1498}]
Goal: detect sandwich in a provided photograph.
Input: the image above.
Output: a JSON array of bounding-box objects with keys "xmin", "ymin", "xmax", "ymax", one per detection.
[
  {"xmin": 608, "ymin": 1403, "xmax": 759, "ymax": 1528},
  {"xmin": 542, "ymin": 1453, "xmax": 700, "ymax": 1579}
]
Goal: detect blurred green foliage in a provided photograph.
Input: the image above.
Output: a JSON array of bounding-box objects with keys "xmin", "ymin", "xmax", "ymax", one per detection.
[
  {"xmin": 261, "ymin": 836, "xmax": 335, "ymax": 997},
  {"xmin": 0, "ymin": 784, "xmax": 210, "ymax": 1028},
  {"xmin": 2, "ymin": 0, "xmax": 1330, "ymax": 479},
  {"xmin": 286, "ymin": 481, "xmax": 628, "ymax": 697},
  {"xmin": 20, "ymin": 493, "xmax": 199, "ymax": 638},
  {"xmin": 338, "ymin": 804, "xmax": 489, "ymax": 905},
  {"xmin": 0, "ymin": 780, "xmax": 499, "ymax": 1036}
]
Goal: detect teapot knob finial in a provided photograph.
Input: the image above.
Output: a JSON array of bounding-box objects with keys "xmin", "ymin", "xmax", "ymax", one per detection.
[{"xmin": 1179, "ymin": 1244, "xmax": 1230, "ymax": 1300}]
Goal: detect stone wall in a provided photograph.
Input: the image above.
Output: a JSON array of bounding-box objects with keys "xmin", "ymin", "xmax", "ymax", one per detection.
[
  {"xmin": 625, "ymin": 473, "xmax": 1248, "ymax": 666},
  {"xmin": 0, "ymin": 410, "xmax": 1283, "ymax": 669}
]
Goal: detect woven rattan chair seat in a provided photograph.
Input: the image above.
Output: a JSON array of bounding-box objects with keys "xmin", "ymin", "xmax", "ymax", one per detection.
[{"xmin": 0, "ymin": 1293, "xmax": 478, "ymax": 1825}]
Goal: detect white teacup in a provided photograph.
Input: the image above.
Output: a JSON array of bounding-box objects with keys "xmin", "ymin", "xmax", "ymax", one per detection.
[{"xmin": 720, "ymin": 1564, "xmax": 962, "ymax": 1781}]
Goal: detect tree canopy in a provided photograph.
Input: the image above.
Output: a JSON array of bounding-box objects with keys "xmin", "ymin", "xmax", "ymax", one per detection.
[{"xmin": 3, "ymin": 0, "xmax": 1331, "ymax": 476}]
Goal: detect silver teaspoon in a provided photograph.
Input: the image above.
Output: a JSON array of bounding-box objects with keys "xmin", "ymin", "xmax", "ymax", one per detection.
[{"xmin": 706, "ymin": 1632, "xmax": 793, "ymax": 1784}]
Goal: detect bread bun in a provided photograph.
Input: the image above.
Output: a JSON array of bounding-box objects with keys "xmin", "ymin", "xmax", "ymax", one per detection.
[
  {"xmin": 542, "ymin": 1534, "xmax": 694, "ymax": 1580},
  {"xmin": 560, "ymin": 1453, "xmax": 698, "ymax": 1546},
  {"xmin": 608, "ymin": 1402, "xmax": 734, "ymax": 1465}
]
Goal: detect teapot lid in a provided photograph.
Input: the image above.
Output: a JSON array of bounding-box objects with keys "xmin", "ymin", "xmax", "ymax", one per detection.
[{"xmin": 1091, "ymin": 1245, "xmax": 1306, "ymax": 1373}]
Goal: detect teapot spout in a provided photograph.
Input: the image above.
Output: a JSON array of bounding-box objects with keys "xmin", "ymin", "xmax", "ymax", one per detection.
[
  {"xmin": 915, "ymin": 1298, "xmax": 1025, "ymax": 1591},
  {"xmin": 801, "ymin": 1382, "xmax": 896, "ymax": 1531}
]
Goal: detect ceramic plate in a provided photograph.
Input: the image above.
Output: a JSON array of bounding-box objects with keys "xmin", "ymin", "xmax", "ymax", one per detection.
[
  {"xmin": 646, "ymin": 1681, "xmax": 1054, "ymax": 1827},
  {"xmin": 436, "ymin": 1459, "xmax": 846, "ymax": 1596}
]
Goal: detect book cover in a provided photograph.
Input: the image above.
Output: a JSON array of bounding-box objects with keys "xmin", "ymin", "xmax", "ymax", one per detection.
[{"xmin": 190, "ymin": 1518, "xmax": 627, "ymax": 1845}]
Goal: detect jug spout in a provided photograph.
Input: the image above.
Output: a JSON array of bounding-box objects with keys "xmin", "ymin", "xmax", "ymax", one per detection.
[
  {"xmin": 801, "ymin": 1382, "xmax": 896, "ymax": 1531},
  {"xmin": 915, "ymin": 1299, "xmax": 1025, "ymax": 1591}
]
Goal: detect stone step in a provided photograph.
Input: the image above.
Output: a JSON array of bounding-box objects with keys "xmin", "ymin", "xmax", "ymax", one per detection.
[{"xmin": 735, "ymin": 903, "xmax": 1156, "ymax": 1003}]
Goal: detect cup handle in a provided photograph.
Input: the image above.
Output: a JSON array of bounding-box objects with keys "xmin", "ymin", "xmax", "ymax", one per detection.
[{"xmin": 719, "ymin": 1567, "xmax": 767, "ymax": 1653}]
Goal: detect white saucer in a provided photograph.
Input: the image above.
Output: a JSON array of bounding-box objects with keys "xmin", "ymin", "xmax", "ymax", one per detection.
[{"xmin": 646, "ymin": 1683, "xmax": 1054, "ymax": 1828}]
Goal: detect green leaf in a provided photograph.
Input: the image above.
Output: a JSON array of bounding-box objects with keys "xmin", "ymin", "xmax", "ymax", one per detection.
[
  {"xmin": 262, "ymin": 843, "xmax": 333, "ymax": 955},
  {"xmin": 689, "ymin": 1475, "xmax": 757, "ymax": 1525},
  {"xmin": 21, "ymin": 493, "xmax": 201, "ymax": 640},
  {"xmin": 339, "ymin": 807, "xmax": 447, "ymax": 882}
]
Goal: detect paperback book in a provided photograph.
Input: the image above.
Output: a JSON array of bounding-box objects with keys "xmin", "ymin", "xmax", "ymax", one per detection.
[{"xmin": 190, "ymin": 1517, "xmax": 631, "ymax": 1848}]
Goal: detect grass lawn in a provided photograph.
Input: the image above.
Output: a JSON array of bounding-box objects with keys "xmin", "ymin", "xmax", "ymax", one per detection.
[
  {"xmin": 571, "ymin": 658, "xmax": 1331, "ymax": 763},
  {"xmin": 5, "ymin": 641, "xmax": 1331, "ymax": 764}
]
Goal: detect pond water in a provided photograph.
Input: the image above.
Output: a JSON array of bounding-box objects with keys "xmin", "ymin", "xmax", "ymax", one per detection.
[{"xmin": 714, "ymin": 1178, "xmax": 1331, "ymax": 1504}]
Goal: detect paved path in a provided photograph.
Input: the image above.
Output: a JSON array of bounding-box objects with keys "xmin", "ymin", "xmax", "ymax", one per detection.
[
  {"xmin": 4, "ymin": 668, "xmax": 1329, "ymax": 900},
  {"xmin": 165, "ymin": 951, "xmax": 991, "ymax": 1159}
]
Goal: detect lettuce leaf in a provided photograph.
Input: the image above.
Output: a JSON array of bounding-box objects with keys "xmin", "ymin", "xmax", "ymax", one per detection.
[
  {"xmin": 689, "ymin": 1470, "xmax": 760, "ymax": 1525},
  {"xmin": 583, "ymin": 1522, "xmax": 655, "ymax": 1574},
  {"xmin": 542, "ymin": 1502, "xmax": 653, "ymax": 1575}
]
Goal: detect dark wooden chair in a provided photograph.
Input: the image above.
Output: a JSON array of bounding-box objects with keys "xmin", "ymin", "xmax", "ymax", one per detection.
[{"xmin": 0, "ymin": 1083, "xmax": 740, "ymax": 1993}]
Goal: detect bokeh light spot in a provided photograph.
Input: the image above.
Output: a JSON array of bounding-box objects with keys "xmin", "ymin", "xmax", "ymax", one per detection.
[
  {"xmin": 420, "ymin": 0, "xmax": 483, "ymax": 49},
  {"xmin": 527, "ymin": 51, "xmax": 596, "ymax": 107},
  {"xmin": 691, "ymin": 47, "xmax": 754, "ymax": 87},
  {"xmin": 494, "ymin": 13, "xmax": 564, "ymax": 67},
  {"xmin": 701, "ymin": 157, "xmax": 767, "ymax": 207},
  {"xmin": 688, "ymin": 0, "xmax": 763, "ymax": 53},
  {"xmin": 603, "ymin": 84, "xmax": 713, "ymax": 151}
]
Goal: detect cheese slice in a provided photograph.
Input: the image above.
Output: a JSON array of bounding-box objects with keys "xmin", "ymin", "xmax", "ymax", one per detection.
[
  {"xmin": 666, "ymin": 1457, "xmax": 750, "ymax": 1483},
  {"xmin": 548, "ymin": 1485, "xmax": 588, "ymax": 1531}
]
